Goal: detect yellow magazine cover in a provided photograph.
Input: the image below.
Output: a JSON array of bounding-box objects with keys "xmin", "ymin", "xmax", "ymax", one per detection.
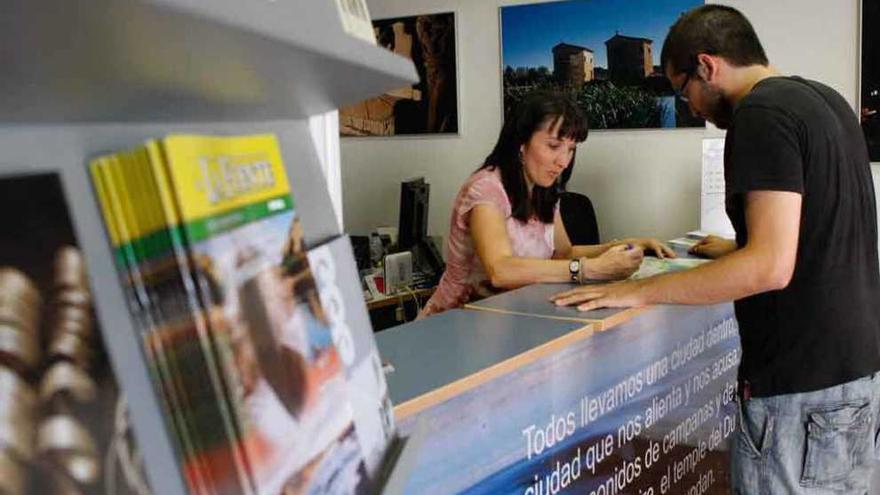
[
  {"xmin": 113, "ymin": 149, "xmax": 218, "ymax": 495},
  {"xmin": 159, "ymin": 134, "xmax": 369, "ymax": 495},
  {"xmin": 91, "ymin": 134, "xmax": 371, "ymax": 495},
  {"xmin": 91, "ymin": 151, "xmax": 247, "ymax": 495},
  {"xmin": 145, "ymin": 138, "xmax": 257, "ymax": 495},
  {"xmin": 107, "ymin": 145, "xmax": 253, "ymax": 495},
  {"xmin": 92, "ymin": 154, "xmax": 217, "ymax": 494}
]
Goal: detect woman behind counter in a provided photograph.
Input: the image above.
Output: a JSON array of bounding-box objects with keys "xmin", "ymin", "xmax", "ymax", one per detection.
[{"xmin": 419, "ymin": 91, "xmax": 674, "ymax": 318}]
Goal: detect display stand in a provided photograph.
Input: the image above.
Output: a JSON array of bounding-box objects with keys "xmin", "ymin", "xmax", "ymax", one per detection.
[{"xmin": 0, "ymin": 1, "xmax": 417, "ymax": 493}]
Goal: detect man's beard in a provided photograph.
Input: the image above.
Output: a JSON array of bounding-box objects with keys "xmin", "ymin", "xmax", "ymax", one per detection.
[{"xmin": 702, "ymin": 87, "xmax": 735, "ymax": 130}]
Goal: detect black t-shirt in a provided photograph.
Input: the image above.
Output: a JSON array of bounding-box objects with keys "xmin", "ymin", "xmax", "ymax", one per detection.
[{"xmin": 725, "ymin": 76, "xmax": 880, "ymax": 397}]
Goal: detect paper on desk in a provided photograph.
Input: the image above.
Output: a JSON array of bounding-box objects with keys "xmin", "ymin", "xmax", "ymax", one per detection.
[
  {"xmin": 630, "ymin": 257, "xmax": 709, "ymax": 280},
  {"xmin": 668, "ymin": 237, "xmax": 699, "ymax": 249}
]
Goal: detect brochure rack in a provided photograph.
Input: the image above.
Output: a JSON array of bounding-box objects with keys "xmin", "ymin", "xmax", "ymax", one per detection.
[{"xmin": 0, "ymin": 1, "xmax": 417, "ymax": 493}]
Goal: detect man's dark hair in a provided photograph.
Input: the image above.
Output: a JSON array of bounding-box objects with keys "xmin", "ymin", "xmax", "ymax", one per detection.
[
  {"xmin": 661, "ymin": 5, "xmax": 768, "ymax": 75},
  {"xmin": 480, "ymin": 91, "xmax": 588, "ymax": 223}
]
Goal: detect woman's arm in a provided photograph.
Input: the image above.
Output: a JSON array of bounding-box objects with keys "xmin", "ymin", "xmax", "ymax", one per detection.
[
  {"xmin": 472, "ymin": 204, "xmax": 642, "ymax": 289},
  {"xmin": 570, "ymin": 239, "xmax": 675, "ymax": 259},
  {"xmin": 553, "ymin": 209, "xmax": 617, "ymax": 259},
  {"xmin": 472, "ymin": 204, "xmax": 571, "ymax": 289},
  {"xmin": 569, "ymin": 243, "xmax": 618, "ymax": 258},
  {"xmin": 556, "ymin": 208, "xmax": 675, "ymax": 261}
]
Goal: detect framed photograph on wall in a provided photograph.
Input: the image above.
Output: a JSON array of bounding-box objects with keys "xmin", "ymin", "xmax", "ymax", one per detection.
[
  {"xmin": 339, "ymin": 12, "xmax": 458, "ymax": 137},
  {"xmin": 862, "ymin": 0, "xmax": 880, "ymax": 161},
  {"xmin": 500, "ymin": 0, "xmax": 703, "ymax": 130}
]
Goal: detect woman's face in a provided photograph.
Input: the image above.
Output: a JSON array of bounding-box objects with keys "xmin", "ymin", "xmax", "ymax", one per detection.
[{"xmin": 520, "ymin": 118, "xmax": 577, "ymax": 189}]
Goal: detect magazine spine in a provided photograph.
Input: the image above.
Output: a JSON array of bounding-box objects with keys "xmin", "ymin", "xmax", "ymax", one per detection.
[
  {"xmin": 147, "ymin": 139, "xmax": 257, "ymax": 495},
  {"xmin": 91, "ymin": 155, "xmax": 211, "ymax": 494},
  {"xmin": 121, "ymin": 147, "xmax": 216, "ymax": 495}
]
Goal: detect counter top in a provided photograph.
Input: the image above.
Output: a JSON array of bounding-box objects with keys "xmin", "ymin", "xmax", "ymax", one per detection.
[
  {"xmin": 465, "ymin": 282, "xmax": 649, "ymax": 330},
  {"xmin": 375, "ymin": 309, "xmax": 591, "ymax": 418}
]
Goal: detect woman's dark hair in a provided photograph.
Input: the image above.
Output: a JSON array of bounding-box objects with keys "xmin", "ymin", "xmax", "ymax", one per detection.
[
  {"xmin": 661, "ymin": 5, "xmax": 768, "ymax": 76},
  {"xmin": 480, "ymin": 91, "xmax": 588, "ymax": 223}
]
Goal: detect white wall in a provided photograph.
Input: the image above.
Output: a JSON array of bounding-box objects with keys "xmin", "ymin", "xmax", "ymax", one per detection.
[
  {"xmin": 342, "ymin": 0, "xmax": 862, "ymax": 243},
  {"xmin": 309, "ymin": 110, "xmax": 344, "ymax": 231}
]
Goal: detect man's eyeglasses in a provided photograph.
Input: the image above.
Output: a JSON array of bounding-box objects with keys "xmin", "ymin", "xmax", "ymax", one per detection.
[{"xmin": 674, "ymin": 71, "xmax": 693, "ymax": 103}]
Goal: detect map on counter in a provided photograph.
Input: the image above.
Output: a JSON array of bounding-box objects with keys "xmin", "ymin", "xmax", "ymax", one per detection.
[{"xmin": 630, "ymin": 256, "xmax": 709, "ymax": 280}]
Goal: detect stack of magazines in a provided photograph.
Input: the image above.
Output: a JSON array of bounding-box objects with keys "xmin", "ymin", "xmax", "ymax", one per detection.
[{"xmin": 90, "ymin": 134, "xmax": 391, "ymax": 495}]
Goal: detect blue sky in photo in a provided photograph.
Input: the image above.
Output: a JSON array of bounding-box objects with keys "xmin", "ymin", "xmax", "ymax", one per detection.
[{"xmin": 501, "ymin": 0, "xmax": 701, "ymax": 70}]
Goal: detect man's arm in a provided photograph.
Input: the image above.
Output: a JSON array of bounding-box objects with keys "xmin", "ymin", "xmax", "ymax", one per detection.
[{"xmin": 552, "ymin": 190, "xmax": 801, "ymax": 310}]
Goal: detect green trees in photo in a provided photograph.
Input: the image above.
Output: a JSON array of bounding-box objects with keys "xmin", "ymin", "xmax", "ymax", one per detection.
[{"xmin": 503, "ymin": 67, "xmax": 667, "ymax": 129}]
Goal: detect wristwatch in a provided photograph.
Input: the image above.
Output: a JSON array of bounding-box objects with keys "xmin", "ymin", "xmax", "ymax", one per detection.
[{"xmin": 569, "ymin": 258, "xmax": 581, "ymax": 283}]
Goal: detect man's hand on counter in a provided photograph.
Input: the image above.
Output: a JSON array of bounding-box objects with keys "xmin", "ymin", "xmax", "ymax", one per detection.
[
  {"xmin": 550, "ymin": 279, "xmax": 648, "ymax": 312},
  {"xmin": 688, "ymin": 235, "xmax": 737, "ymax": 259}
]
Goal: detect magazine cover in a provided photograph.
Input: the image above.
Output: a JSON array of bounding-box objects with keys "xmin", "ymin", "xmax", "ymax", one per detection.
[
  {"xmin": 0, "ymin": 172, "xmax": 150, "ymax": 495},
  {"xmin": 92, "ymin": 134, "xmax": 372, "ymax": 494},
  {"xmin": 92, "ymin": 152, "xmax": 230, "ymax": 495},
  {"xmin": 307, "ymin": 235, "xmax": 395, "ymax": 474},
  {"xmin": 160, "ymin": 134, "xmax": 370, "ymax": 495}
]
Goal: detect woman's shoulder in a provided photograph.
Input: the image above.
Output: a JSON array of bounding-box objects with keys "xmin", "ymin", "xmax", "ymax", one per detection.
[
  {"xmin": 465, "ymin": 166, "xmax": 501, "ymax": 185},
  {"xmin": 461, "ymin": 167, "xmax": 505, "ymax": 196},
  {"xmin": 455, "ymin": 166, "xmax": 510, "ymax": 214}
]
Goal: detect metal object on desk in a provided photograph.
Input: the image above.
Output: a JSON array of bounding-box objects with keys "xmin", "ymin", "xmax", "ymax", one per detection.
[
  {"xmin": 369, "ymin": 233, "xmax": 384, "ymax": 268},
  {"xmin": 383, "ymin": 251, "xmax": 413, "ymax": 295}
]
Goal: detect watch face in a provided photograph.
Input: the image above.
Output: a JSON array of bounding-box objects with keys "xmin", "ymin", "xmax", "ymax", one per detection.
[{"xmin": 569, "ymin": 259, "xmax": 579, "ymax": 272}]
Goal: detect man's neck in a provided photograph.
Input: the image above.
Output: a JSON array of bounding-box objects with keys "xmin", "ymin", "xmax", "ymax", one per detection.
[{"xmin": 727, "ymin": 65, "xmax": 780, "ymax": 105}]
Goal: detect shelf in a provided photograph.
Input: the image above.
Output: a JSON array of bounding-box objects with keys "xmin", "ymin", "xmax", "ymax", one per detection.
[
  {"xmin": 1, "ymin": 0, "xmax": 418, "ymax": 122},
  {"xmin": 0, "ymin": 2, "xmax": 394, "ymax": 492}
]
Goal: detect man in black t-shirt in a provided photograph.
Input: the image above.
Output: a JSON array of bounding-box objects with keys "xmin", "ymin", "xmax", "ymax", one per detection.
[{"xmin": 552, "ymin": 5, "xmax": 880, "ymax": 493}]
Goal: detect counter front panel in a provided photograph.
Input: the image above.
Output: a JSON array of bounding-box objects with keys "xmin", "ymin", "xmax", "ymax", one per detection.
[{"xmin": 386, "ymin": 303, "xmax": 739, "ymax": 495}]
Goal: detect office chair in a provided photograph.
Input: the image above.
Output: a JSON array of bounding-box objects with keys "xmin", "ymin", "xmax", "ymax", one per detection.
[{"xmin": 560, "ymin": 192, "xmax": 600, "ymax": 245}]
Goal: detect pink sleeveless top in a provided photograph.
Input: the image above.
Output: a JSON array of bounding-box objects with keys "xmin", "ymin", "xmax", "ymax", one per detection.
[{"xmin": 419, "ymin": 168, "xmax": 556, "ymax": 317}]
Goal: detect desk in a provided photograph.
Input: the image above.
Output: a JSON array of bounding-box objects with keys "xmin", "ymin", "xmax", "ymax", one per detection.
[
  {"xmin": 376, "ymin": 309, "xmax": 591, "ymax": 417},
  {"xmin": 366, "ymin": 287, "xmax": 435, "ymax": 331},
  {"xmin": 366, "ymin": 287, "xmax": 435, "ymax": 311},
  {"xmin": 377, "ymin": 295, "xmax": 740, "ymax": 494}
]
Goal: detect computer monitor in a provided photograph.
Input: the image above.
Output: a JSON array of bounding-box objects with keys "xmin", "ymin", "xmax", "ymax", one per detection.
[{"xmin": 398, "ymin": 177, "xmax": 429, "ymax": 251}]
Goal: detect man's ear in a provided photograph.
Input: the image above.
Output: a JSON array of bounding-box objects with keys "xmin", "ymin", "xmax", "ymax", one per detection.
[{"xmin": 695, "ymin": 53, "xmax": 719, "ymax": 82}]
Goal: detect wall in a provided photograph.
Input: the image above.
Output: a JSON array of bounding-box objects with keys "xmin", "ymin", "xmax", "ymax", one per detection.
[
  {"xmin": 309, "ymin": 110, "xmax": 344, "ymax": 231},
  {"xmin": 342, "ymin": 0, "xmax": 863, "ymax": 244}
]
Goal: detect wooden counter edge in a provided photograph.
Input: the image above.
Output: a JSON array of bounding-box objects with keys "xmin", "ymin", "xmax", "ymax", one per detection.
[
  {"xmin": 463, "ymin": 303, "xmax": 654, "ymax": 331},
  {"xmin": 393, "ymin": 322, "xmax": 595, "ymax": 420}
]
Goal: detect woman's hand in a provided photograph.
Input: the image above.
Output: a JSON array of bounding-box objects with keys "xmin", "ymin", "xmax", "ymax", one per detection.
[
  {"xmin": 689, "ymin": 235, "xmax": 737, "ymax": 259},
  {"xmin": 621, "ymin": 238, "xmax": 676, "ymax": 259},
  {"xmin": 582, "ymin": 244, "xmax": 644, "ymax": 281}
]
